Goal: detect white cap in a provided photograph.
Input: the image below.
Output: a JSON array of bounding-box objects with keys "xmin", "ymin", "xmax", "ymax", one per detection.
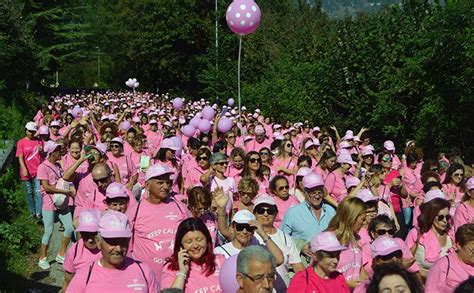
[
  {"xmin": 25, "ymin": 122, "xmax": 37, "ymax": 132},
  {"xmin": 232, "ymin": 210, "xmax": 255, "ymax": 224}
]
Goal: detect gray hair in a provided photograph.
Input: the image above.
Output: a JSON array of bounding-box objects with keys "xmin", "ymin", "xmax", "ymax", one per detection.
[
  {"xmin": 237, "ymin": 245, "xmax": 276, "ymax": 275},
  {"xmin": 210, "ymin": 152, "xmax": 227, "ymax": 165}
]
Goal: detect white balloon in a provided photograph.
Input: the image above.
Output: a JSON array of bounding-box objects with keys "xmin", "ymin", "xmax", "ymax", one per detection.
[
  {"xmin": 132, "ymin": 78, "xmax": 137, "ymax": 83},
  {"xmin": 133, "ymin": 82, "xmax": 139, "ymax": 88}
]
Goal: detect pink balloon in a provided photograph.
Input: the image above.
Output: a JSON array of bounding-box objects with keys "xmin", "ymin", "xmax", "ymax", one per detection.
[
  {"xmin": 225, "ymin": 0, "xmax": 261, "ymax": 36},
  {"xmin": 219, "ymin": 255, "xmax": 239, "ymax": 293},
  {"xmin": 170, "ymin": 136, "xmax": 184, "ymax": 149},
  {"xmin": 218, "ymin": 117, "xmax": 233, "ymax": 133},
  {"xmin": 190, "ymin": 117, "xmax": 201, "ymax": 128},
  {"xmin": 182, "ymin": 125, "xmax": 195, "ymax": 137},
  {"xmin": 172, "ymin": 98, "xmax": 184, "ymax": 110},
  {"xmin": 228, "ymin": 98, "xmax": 235, "ymax": 106},
  {"xmin": 198, "ymin": 119, "xmax": 211, "ymax": 133},
  {"xmin": 121, "ymin": 121, "xmax": 131, "ymax": 131},
  {"xmin": 202, "ymin": 106, "xmax": 215, "ymax": 120},
  {"xmin": 72, "ymin": 106, "xmax": 83, "ymax": 118}
]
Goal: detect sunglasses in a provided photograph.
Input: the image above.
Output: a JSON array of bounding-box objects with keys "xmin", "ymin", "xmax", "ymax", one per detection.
[
  {"xmin": 110, "ymin": 144, "xmax": 121, "ymax": 149},
  {"xmin": 215, "ymin": 161, "xmax": 228, "ymax": 166},
  {"xmin": 254, "ymin": 206, "xmax": 277, "ymax": 215},
  {"xmin": 452, "ymin": 173, "xmax": 464, "ymax": 177},
  {"xmin": 227, "ymin": 135, "xmax": 236, "ymax": 139},
  {"xmin": 376, "ymin": 229, "xmax": 396, "ymax": 236},
  {"xmin": 234, "ymin": 223, "xmax": 256, "ymax": 232},
  {"xmin": 437, "ymin": 214, "xmax": 452, "ymax": 222},
  {"xmin": 278, "ymin": 185, "xmax": 289, "ymax": 191},
  {"xmin": 259, "ymin": 152, "xmax": 270, "ymax": 156},
  {"xmin": 378, "ymin": 250, "xmax": 403, "ymax": 261},
  {"xmin": 198, "ymin": 156, "xmax": 209, "ymax": 161},
  {"xmin": 249, "ymin": 158, "xmax": 262, "ymax": 164},
  {"xmin": 382, "ymin": 157, "xmax": 392, "ymax": 162},
  {"xmin": 93, "ymin": 176, "xmax": 109, "ymax": 185},
  {"xmin": 286, "ymin": 143, "xmax": 293, "ymax": 148}
]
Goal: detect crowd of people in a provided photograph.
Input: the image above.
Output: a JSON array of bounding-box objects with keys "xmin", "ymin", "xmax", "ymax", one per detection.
[{"xmin": 16, "ymin": 91, "xmax": 474, "ymax": 292}]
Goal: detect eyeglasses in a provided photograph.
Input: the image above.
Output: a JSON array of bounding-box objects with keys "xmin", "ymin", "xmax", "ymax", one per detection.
[
  {"xmin": 254, "ymin": 206, "xmax": 277, "ymax": 215},
  {"xmin": 366, "ymin": 208, "xmax": 378, "ymax": 215},
  {"xmin": 306, "ymin": 190, "xmax": 324, "ymax": 197},
  {"xmin": 452, "ymin": 173, "xmax": 464, "ymax": 177},
  {"xmin": 110, "ymin": 144, "xmax": 121, "ymax": 149},
  {"xmin": 381, "ymin": 157, "xmax": 392, "ymax": 162},
  {"xmin": 375, "ymin": 229, "xmax": 396, "ymax": 236},
  {"xmin": 197, "ymin": 156, "xmax": 208, "ymax": 161},
  {"xmin": 93, "ymin": 176, "xmax": 109, "ymax": 185},
  {"xmin": 249, "ymin": 158, "xmax": 262, "ymax": 164},
  {"xmin": 240, "ymin": 191, "xmax": 255, "ymax": 198},
  {"xmin": 378, "ymin": 250, "xmax": 403, "ymax": 261},
  {"xmin": 278, "ymin": 185, "xmax": 289, "ymax": 191},
  {"xmin": 241, "ymin": 272, "xmax": 276, "ymax": 284},
  {"xmin": 234, "ymin": 223, "xmax": 256, "ymax": 232},
  {"xmin": 286, "ymin": 143, "xmax": 293, "ymax": 148},
  {"xmin": 437, "ymin": 214, "xmax": 452, "ymax": 222},
  {"xmin": 215, "ymin": 161, "xmax": 228, "ymax": 166},
  {"xmin": 227, "ymin": 135, "xmax": 236, "ymax": 139}
]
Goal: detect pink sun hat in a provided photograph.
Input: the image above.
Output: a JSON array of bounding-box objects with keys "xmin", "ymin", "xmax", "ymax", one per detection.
[{"xmin": 98, "ymin": 211, "xmax": 132, "ymax": 238}]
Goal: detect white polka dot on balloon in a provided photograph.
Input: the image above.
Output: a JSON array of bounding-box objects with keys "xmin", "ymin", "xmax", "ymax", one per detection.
[
  {"xmin": 251, "ymin": 5, "xmax": 257, "ymax": 12},
  {"xmin": 228, "ymin": 6, "xmax": 232, "ymax": 12},
  {"xmin": 240, "ymin": 4, "xmax": 246, "ymax": 10},
  {"xmin": 230, "ymin": 21, "xmax": 234, "ymax": 26},
  {"xmin": 246, "ymin": 13, "xmax": 251, "ymax": 18},
  {"xmin": 240, "ymin": 20, "xmax": 246, "ymax": 26},
  {"xmin": 236, "ymin": 12, "xmax": 241, "ymax": 18},
  {"xmin": 249, "ymin": 21, "xmax": 254, "ymax": 26}
]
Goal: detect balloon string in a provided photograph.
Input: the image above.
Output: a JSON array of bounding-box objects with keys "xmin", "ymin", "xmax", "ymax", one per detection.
[{"xmin": 238, "ymin": 35, "xmax": 242, "ymax": 122}]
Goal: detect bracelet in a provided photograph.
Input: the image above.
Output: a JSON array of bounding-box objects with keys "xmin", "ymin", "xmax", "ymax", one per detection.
[{"xmin": 176, "ymin": 271, "xmax": 187, "ymax": 279}]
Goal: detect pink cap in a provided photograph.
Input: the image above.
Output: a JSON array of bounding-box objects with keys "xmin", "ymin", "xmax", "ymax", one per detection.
[
  {"xmin": 149, "ymin": 119, "xmax": 158, "ymax": 125},
  {"xmin": 343, "ymin": 130, "xmax": 354, "ymax": 140},
  {"xmin": 163, "ymin": 121, "xmax": 172, "ymax": 128},
  {"xmin": 98, "ymin": 211, "xmax": 132, "ymax": 238},
  {"xmin": 110, "ymin": 137, "xmax": 124, "ymax": 145},
  {"xmin": 44, "ymin": 140, "xmax": 61, "ymax": 156},
  {"xmin": 132, "ymin": 117, "xmax": 140, "ymax": 123},
  {"xmin": 302, "ymin": 173, "xmax": 324, "ymax": 189},
  {"xmin": 371, "ymin": 236, "xmax": 401, "ymax": 258},
  {"xmin": 366, "ymin": 145, "xmax": 375, "ymax": 152},
  {"xmin": 354, "ymin": 136, "xmax": 362, "ymax": 142},
  {"xmin": 357, "ymin": 189, "xmax": 378, "ymax": 202},
  {"xmin": 362, "ymin": 149, "xmax": 374, "ymax": 156},
  {"xmin": 273, "ymin": 124, "xmax": 282, "ymax": 130},
  {"xmin": 145, "ymin": 164, "xmax": 175, "ymax": 181},
  {"xmin": 160, "ymin": 138, "xmax": 180, "ymax": 151},
  {"xmin": 108, "ymin": 114, "xmax": 117, "ymax": 121},
  {"xmin": 296, "ymin": 167, "xmax": 312, "ymax": 177},
  {"xmin": 304, "ymin": 140, "xmax": 318, "ymax": 149},
  {"xmin": 337, "ymin": 153, "xmax": 356, "ymax": 165},
  {"xmin": 254, "ymin": 194, "xmax": 276, "ymax": 207},
  {"xmin": 312, "ymin": 126, "xmax": 320, "ymax": 132},
  {"xmin": 310, "ymin": 231, "xmax": 346, "ymax": 252},
  {"xmin": 424, "ymin": 189, "xmax": 445, "ymax": 203},
  {"xmin": 38, "ymin": 125, "xmax": 49, "ymax": 135},
  {"xmin": 466, "ymin": 177, "xmax": 474, "ymax": 191},
  {"xmin": 90, "ymin": 143, "xmax": 107, "ymax": 155},
  {"xmin": 384, "ymin": 140, "xmax": 395, "ymax": 151},
  {"xmin": 106, "ymin": 182, "xmax": 129, "ymax": 199},
  {"xmin": 345, "ymin": 176, "xmax": 361, "ymax": 189},
  {"xmin": 76, "ymin": 209, "xmax": 101, "ymax": 232},
  {"xmin": 243, "ymin": 135, "xmax": 253, "ymax": 142},
  {"xmin": 50, "ymin": 120, "xmax": 60, "ymax": 127},
  {"xmin": 232, "ymin": 209, "xmax": 255, "ymax": 224},
  {"xmin": 255, "ymin": 125, "xmax": 265, "ymax": 135}
]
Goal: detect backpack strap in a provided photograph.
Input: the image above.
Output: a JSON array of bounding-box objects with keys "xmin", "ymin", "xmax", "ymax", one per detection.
[
  {"xmin": 73, "ymin": 242, "xmax": 79, "ymax": 260},
  {"xmin": 136, "ymin": 261, "xmax": 149, "ymax": 289},
  {"xmin": 130, "ymin": 200, "xmax": 142, "ymax": 251},
  {"xmin": 218, "ymin": 245, "xmax": 232, "ymax": 257},
  {"xmin": 445, "ymin": 255, "xmax": 450, "ymax": 280},
  {"xmin": 85, "ymin": 261, "xmax": 95, "ymax": 285},
  {"xmin": 305, "ymin": 268, "xmax": 309, "ymax": 285}
]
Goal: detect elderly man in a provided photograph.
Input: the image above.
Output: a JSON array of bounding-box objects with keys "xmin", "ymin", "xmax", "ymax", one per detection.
[
  {"xmin": 66, "ymin": 211, "xmax": 159, "ymax": 292},
  {"xmin": 236, "ymin": 245, "xmax": 277, "ymax": 293},
  {"xmin": 126, "ymin": 164, "xmax": 191, "ymax": 280}
]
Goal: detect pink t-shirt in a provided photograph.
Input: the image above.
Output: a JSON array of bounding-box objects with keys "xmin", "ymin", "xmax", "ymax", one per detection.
[
  {"xmin": 324, "ymin": 171, "xmax": 348, "ymax": 202},
  {"xmin": 336, "ymin": 239, "xmax": 362, "ymax": 280},
  {"xmin": 210, "ymin": 176, "xmax": 236, "ymax": 195},
  {"xmin": 287, "ymin": 267, "xmax": 350, "ymax": 293},
  {"xmin": 16, "ymin": 137, "xmax": 44, "ymax": 180},
  {"xmin": 107, "ymin": 154, "xmax": 137, "ymax": 184},
  {"xmin": 160, "ymin": 255, "xmax": 224, "ymax": 292},
  {"xmin": 272, "ymin": 156, "xmax": 297, "ymax": 187},
  {"xmin": 272, "ymin": 195, "xmax": 299, "ymax": 228},
  {"xmin": 225, "ymin": 164, "xmax": 243, "ymax": 178},
  {"xmin": 384, "ymin": 170, "xmax": 402, "ymax": 212},
  {"xmin": 405, "ymin": 228, "xmax": 454, "ymax": 263},
  {"xmin": 74, "ymin": 173, "xmax": 95, "ymax": 218},
  {"xmin": 426, "ymin": 252, "xmax": 474, "ymax": 293},
  {"xmin": 313, "ymin": 165, "xmax": 329, "ymax": 180},
  {"xmin": 126, "ymin": 198, "xmax": 191, "ymax": 280},
  {"xmin": 443, "ymin": 183, "xmax": 464, "ymax": 206},
  {"xmin": 66, "ymin": 257, "xmax": 159, "ymax": 293},
  {"xmin": 63, "ymin": 238, "xmax": 101, "ymax": 274},
  {"xmin": 244, "ymin": 139, "xmax": 271, "ymax": 152},
  {"xmin": 200, "ymin": 212, "xmax": 218, "ymax": 245},
  {"xmin": 453, "ymin": 202, "xmax": 474, "ymax": 231},
  {"xmin": 36, "ymin": 160, "xmax": 63, "ymax": 211},
  {"xmin": 184, "ymin": 166, "xmax": 207, "ymax": 189}
]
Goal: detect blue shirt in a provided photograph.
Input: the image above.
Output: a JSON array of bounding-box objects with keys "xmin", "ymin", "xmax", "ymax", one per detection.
[{"xmin": 281, "ymin": 201, "xmax": 336, "ymax": 242}]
